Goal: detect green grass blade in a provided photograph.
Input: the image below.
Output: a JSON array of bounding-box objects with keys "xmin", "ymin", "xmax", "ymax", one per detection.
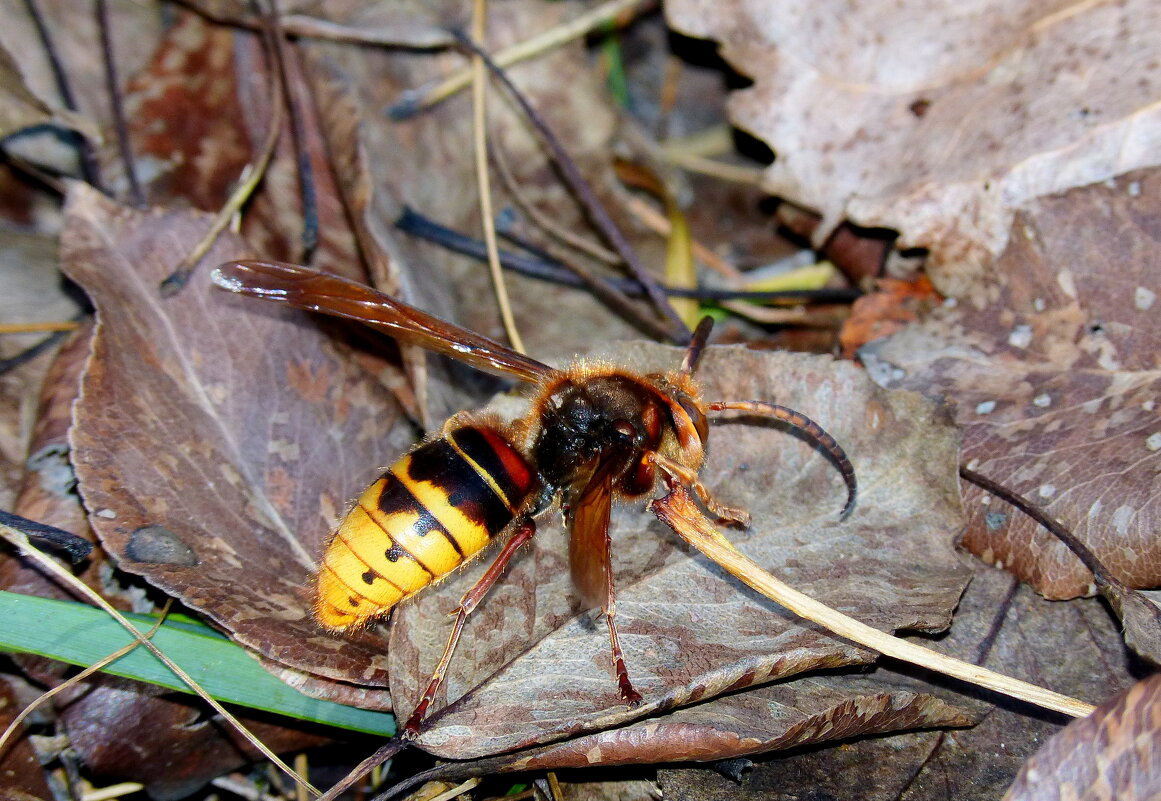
[{"xmin": 0, "ymin": 590, "xmax": 395, "ymax": 736}]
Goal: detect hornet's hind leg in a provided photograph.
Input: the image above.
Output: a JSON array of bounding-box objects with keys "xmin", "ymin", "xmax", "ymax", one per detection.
[{"xmin": 402, "ymin": 518, "xmax": 537, "ymax": 739}]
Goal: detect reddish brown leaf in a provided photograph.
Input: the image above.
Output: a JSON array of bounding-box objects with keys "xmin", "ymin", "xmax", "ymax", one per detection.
[
  {"xmin": 667, "ymin": 0, "xmax": 1161, "ymax": 294},
  {"xmin": 1004, "ymin": 673, "xmax": 1161, "ymax": 801},
  {"xmin": 839, "ymin": 276, "xmax": 942, "ymax": 360},
  {"xmin": 117, "ymin": 11, "xmax": 255, "ymax": 212},
  {"xmin": 862, "ymin": 169, "xmax": 1161, "ymax": 600},
  {"xmin": 389, "ymin": 344, "xmax": 969, "ymax": 759},
  {"xmin": 61, "ymin": 183, "xmax": 409, "ymax": 695}
]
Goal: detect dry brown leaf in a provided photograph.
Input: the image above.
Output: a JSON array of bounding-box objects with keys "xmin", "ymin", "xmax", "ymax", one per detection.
[
  {"xmin": 655, "ymin": 562, "xmax": 1137, "ymax": 801},
  {"xmin": 496, "ymin": 674, "xmax": 975, "ymax": 769},
  {"xmin": 384, "ymin": 343, "xmax": 969, "ymax": 759},
  {"xmin": 0, "ymin": 680, "xmax": 52, "ymax": 801},
  {"xmin": 1, "ymin": 0, "xmax": 160, "ymax": 169},
  {"xmin": 57, "ymin": 679, "xmax": 329, "ymax": 801},
  {"xmin": 298, "ymin": 0, "xmax": 644, "ymax": 367},
  {"xmin": 0, "ymin": 320, "xmax": 331, "ymax": 801},
  {"xmin": 1004, "ymin": 673, "xmax": 1161, "ymax": 801},
  {"xmin": 0, "ymin": 41, "xmax": 96, "ymax": 141},
  {"xmin": 862, "ymin": 169, "xmax": 1161, "ymax": 601},
  {"xmin": 666, "ymin": 0, "xmax": 1161, "ymax": 295},
  {"xmin": 61, "ymin": 183, "xmax": 408, "ymax": 697}
]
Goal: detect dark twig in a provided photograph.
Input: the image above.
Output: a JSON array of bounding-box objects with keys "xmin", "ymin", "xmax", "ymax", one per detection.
[
  {"xmin": 397, "ymin": 207, "xmax": 862, "ymax": 305},
  {"xmin": 23, "ymin": 0, "xmax": 102, "ymax": 188},
  {"xmin": 0, "ymin": 329, "xmax": 70, "ymax": 375},
  {"xmin": 0, "ymin": 510, "xmax": 93, "ymax": 563},
  {"xmin": 96, "ymin": 0, "xmax": 144, "ymax": 206},
  {"xmin": 962, "ymin": 467, "xmax": 1161, "ymax": 667},
  {"xmin": 316, "ymin": 736, "xmax": 411, "ymax": 801},
  {"xmin": 959, "ymin": 467, "xmax": 1110, "ymax": 583},
  {"xmin": 973, "ymin": 572, "xmax": 1021, "ymax": 666},
  {"xmin": 450, "ymin": 30, "xmax": 691, "ymax": 344},
  {"xmin": 265, "ymin": 0, "xmax": 318, "ymax": 261}
]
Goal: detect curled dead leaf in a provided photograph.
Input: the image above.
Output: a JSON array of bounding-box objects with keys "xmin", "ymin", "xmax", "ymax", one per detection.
[{"xmin": 667, "ymin": 0, "xmax": 1161, "ymax": 295}]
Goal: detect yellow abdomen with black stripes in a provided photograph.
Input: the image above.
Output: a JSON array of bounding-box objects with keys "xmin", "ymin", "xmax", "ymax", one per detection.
[{"xmin": 314, "ymin": 425, "xmax": 538, "ymax": 630}]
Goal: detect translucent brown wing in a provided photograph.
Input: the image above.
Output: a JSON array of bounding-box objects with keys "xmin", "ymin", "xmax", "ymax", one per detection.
[
  {"xmin": 212, "ymin": 260, "xmax": 557, "ymax": 384},
  {"xmin": 567, "ymin": 455, "xmax": 618, "ymax": 609},
  {"xmin": 567, "ymin": 450, "xmax": 644, "ymax": 704}
]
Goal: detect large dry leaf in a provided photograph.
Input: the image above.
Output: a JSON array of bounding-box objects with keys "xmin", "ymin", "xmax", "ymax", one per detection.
[
  {"xmin": 491, "ymin": 674, "xmax": 976, "ymax": 769},
  {"xmin": 386, "ymin": 344, "xmax": 970, "ymax": 759},
  {"xmin": 62, "ymin": 183, "xmax": 407, "ymax": 697},
  {"xmin": 861, "ymin": 169, "xmax": 1161, "ymax": 600},
  {"xmin": 666, "ymin": 0, "xmax": 1161, "ymax": 295},
  {"xmin": 0, "ymin": 322, "xmax": 328, "ymax": 801},
  {"xmin": 1004, "ymin": 673, "xmax": 1161, "ymax": 801},
  {"xmin": 657, "ymin": 566, "xmax": 1137, "ymax": 801}
]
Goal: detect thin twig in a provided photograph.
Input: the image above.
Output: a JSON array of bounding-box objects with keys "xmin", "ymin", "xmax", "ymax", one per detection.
[
  {"xmin": 317, "ymin": 737, "xmax": 411, "ymax": 801},
  {"xmin": 489, "ymin": 146, "xmax": 679, "ymax": 339},
  {"xmin": 501, "ymin": 220, "xmax": 677, "ymax": 341},
  {"xmin": 96, "ymin": 0, "xmax": 144, "ymax": 207},
  {"xmin": 23, "ymin": 0, "xmax": 102, "ymax": 188},
  {"xmin": 389, "ymin": 0, "xmax": 653, "ymax": 118},
  {"xmin": 80, "ymin": 782, "xmax": 146, "ymax": 801},
  {"xmin": 491, "ymin": 136, "xmax": 619, "ymax": 265},
  {"xmin": 0, "ymin": 509, "xmax": 92, "ymax": 563},
  {"xmin": 958, "ymin": 467, "xmax": 1110, "ymax": 582},
  {"xmin": 265, "ymin": 0, "xmax": 318, "ymax": 262},
  {"xmin": 651, "ymin": 485, "xmax": 1096, "ymax": 718},
  {"xmin": 661, "ymin": 150, "xmax": 766, "ymax": 187},
  {"xmin": 426, "ymin": 778, "xmax": 481, "ymax": 801},
  {"xmin": 0, "ymin": 331, "xmax": 68, "ymax": 375},
  {"xmin": 471, "ymin": 0, "xmax": 524, "ymax": 353},
  {"xmin": 718, "ymin": 299, "xmax": 847, "ymax": 328},
  {"xmin": 396, "ymin": 207, "xmax": 862, "ymax": 305},
  {"xmin": 0, "ymin": 523, "xmax": 320, "ymax": 797},
  {"xmin": 452, "ymin": 31, "xmax": 690, "ymax": 343},
  {"xmin": 617, "ymin": 190, "xmax": 746, "ymax": 282}
]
